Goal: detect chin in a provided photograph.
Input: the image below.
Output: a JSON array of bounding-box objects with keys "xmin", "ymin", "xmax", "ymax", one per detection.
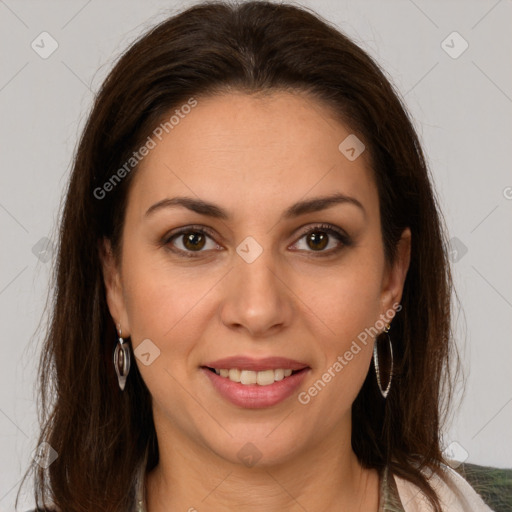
[{"xmin": 203, "ymin": 427, "xmax": 305, "ymax": 469}]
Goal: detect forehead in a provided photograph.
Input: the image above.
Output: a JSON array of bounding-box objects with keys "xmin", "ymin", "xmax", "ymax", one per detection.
[{"xmin": 127, "ymin": 90, "xmax": 378, "ymax": 221}]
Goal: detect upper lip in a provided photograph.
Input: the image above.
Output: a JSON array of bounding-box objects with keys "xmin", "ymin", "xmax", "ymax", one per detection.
[{"xmin": 202, "ymin": 356, "xmax": 310, "ymax": 372}]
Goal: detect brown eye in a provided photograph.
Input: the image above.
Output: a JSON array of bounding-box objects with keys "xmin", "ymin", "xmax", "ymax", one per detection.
[
  {"xmin": 292, "ymin": 223, "xmax": 352, "ymax": 255},
  {"xmin": 305, "ymin": 231, "xmax": 329, "ymax": 251},
  {"xmin": 163, "ymin": 226, "xmax": 220, "ymax": 258},
  {"xmin": 181, "ymin": 231, "xmax": 207, "ymax": 251}
]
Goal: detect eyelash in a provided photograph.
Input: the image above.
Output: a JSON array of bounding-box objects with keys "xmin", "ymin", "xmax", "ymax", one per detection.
[{"xmin": 161, "ymin": 223, "xmax": 352, "ymax": 259}]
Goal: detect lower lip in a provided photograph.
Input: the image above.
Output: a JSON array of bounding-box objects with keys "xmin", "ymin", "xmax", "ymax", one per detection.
[{"xmin": 201, "ymin": 367, "xmax": 310, "ymax": 409}]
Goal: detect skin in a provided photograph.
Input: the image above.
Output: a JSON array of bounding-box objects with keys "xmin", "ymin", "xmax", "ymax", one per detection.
[{"xmin": 101, "ymin": 90, "xmax": 411, "ymax": 512}]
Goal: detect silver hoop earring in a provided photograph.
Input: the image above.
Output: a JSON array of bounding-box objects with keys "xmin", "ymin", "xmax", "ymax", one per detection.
[
  {"xmin": 114, "ymin": 324, "xmax": 131, "ymax": 391},
  {"xmin": 373, "ymin": 324, "xmax": 393, "ymax": 399}
]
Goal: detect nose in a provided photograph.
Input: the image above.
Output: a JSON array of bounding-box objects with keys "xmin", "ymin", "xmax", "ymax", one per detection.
[{"xmin": 219, "ymin": 247, "xmax": 294, "ymax": 339}]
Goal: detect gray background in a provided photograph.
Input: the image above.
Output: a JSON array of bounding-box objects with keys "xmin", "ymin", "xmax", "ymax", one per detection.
[{"xmin": 1, "ymin": 0, "xmax": 511, "ymax": 509}]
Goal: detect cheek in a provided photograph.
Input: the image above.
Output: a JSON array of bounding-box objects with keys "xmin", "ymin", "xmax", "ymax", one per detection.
[
  {"xmin": 297, "ymin": 286, "xmax": 379, "ymax": 421},
  {"xmin": 120, "ymin": 256, "xmax": 217, "ymax": 414},
  {"xmin": 301, "ymin": 252, "xmax": 385, "ymax": 346},
  {"xmin": 296, "ymin": 251, "xmax": 384, "ymax": 403},
  {"xmin": 120, "ymin": 244, "xmax": 211, "ymax": 358},
  {"xmin": 314, "ymin": 279, "xmax": 380, "ymax": 374}
]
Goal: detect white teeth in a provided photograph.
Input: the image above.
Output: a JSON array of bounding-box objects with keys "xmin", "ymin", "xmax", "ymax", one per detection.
[
  {"xmin": 274, "ymin": 369, "xmax": 284, "ymax": 381},
  {"xmin": 256, "ymin": 369, "xmax": 275, "ymax": 386},
  {"xmin": 240, "ymin": 370, "xmax": 257, "ymax": 385},
  {"xmin": 228, "ymin": 368, "xmax": 241, "ymax": 382},
  {"xmin": 212, "ymin": 368, "xmax": 300, "ymax": 386}
]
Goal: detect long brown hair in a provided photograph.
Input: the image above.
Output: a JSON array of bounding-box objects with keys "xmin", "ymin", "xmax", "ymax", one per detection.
[{"xmin": 17, "ymin": 1, "xmax": 459, "ymax": 510}]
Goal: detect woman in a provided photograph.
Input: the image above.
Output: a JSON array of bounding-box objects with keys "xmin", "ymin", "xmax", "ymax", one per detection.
[{"xmin": 17, "ymin": 1, "xmax": 498, "ymax": 511}]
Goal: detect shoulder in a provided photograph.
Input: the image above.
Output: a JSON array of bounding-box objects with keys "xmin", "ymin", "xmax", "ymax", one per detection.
[
  {"xmin": 24, "ymin": 509, "xmax": 58, "ymax": 512},
  {"xmin": 392, "ymin": 461, "xmax": 503, "ymax": 511},
  {"xmin": 453, "ymin": 462, "xmax": 512, "ymax": 512}
]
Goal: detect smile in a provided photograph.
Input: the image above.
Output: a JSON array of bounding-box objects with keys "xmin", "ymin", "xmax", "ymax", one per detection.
[
  {"xmin": 207, "ymin": 367, "xmax": 297, "ymax": 386},
  {"xmin": 201, "ymin": 366, "xmax": 310, "ymax": 408}
]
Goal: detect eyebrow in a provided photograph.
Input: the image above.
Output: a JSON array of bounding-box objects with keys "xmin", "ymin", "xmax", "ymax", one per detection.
[{"xmin": 144, "ymin": 192, "xmax": 366, "ymax": 221}]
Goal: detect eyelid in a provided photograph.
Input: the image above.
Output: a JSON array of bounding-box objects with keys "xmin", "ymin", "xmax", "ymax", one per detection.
[
  {"xmin": 289, "ymin": 222, "xmax": 351, "ymax": 254},
  {"xmin": 293, "ymin": 222, "xmax": 349, "ymax": 241},
  {"xmin": 162, "ymin": 224, "xmax": 216, "ymax": 240},
  {"xmin": 161, "ymin": 224, "xmax": 220, "ymax": 257}
]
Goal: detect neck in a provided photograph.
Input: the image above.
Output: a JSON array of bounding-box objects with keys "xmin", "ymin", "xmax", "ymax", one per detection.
[{"xmin": 144, "ymin": 411, "xmax": 380, "ymax": 511}]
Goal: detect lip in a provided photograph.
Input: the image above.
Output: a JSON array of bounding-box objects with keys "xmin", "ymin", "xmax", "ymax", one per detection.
[
  {"xmin": 202, "ymin": 356, "xmax": 309, "ymax": 372},
  {"xmin": 201, "ymin": 366, "xmax": 310, "ymax": 409}
]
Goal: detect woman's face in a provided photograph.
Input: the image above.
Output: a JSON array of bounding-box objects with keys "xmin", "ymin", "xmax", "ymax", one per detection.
[{"xmin": 102, "ymin": 90, "xmax": 410, "ymax": 467}]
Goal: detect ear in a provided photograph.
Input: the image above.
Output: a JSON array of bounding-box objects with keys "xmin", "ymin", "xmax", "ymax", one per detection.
[
  {"xmin": 380, "ymin": 227, "xmax": 411, "ymax": 315},
  {"xmin": 98, "ymin": 237, "xmax": 131, "ymax": 336}
]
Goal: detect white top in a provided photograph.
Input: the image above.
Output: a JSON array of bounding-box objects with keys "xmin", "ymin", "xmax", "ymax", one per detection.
[{"xmin": 393, "ymin": 463, "xmax": 494, "ymax": 511}]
